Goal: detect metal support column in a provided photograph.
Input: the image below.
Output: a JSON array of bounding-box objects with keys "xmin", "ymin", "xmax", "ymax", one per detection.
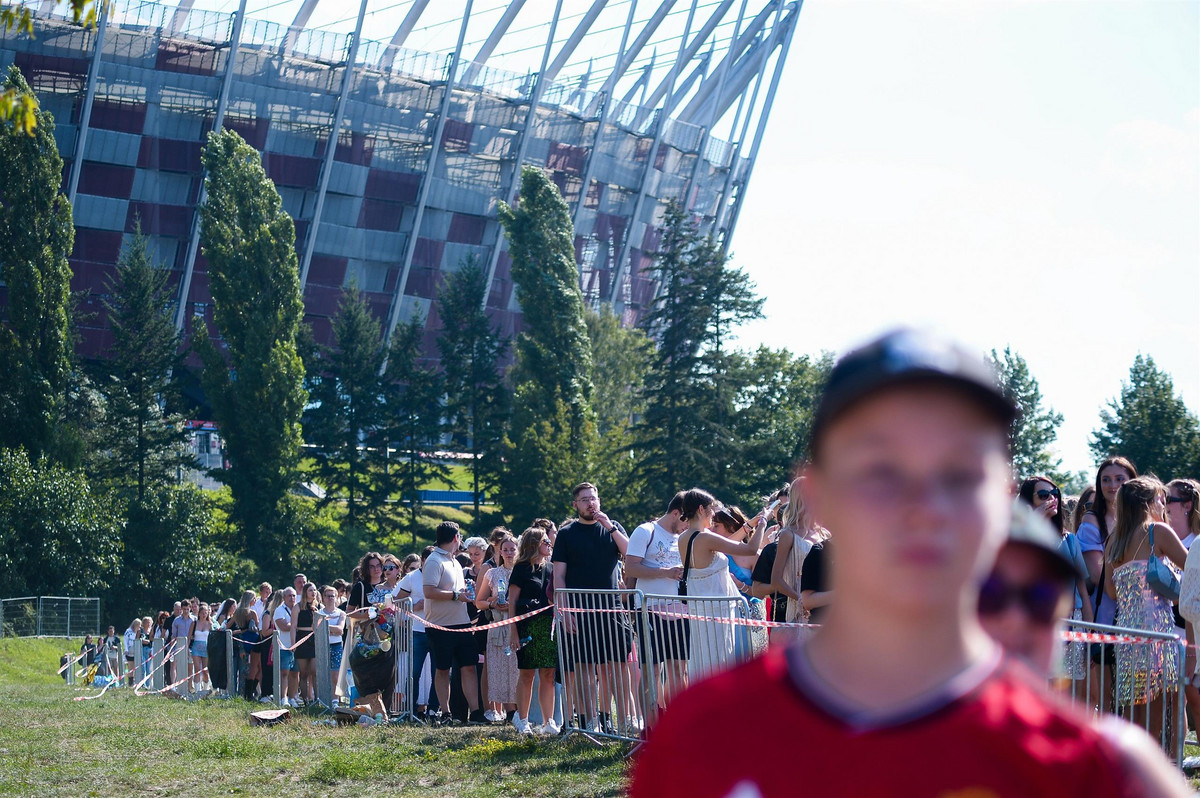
[
  {"xmin": 65, "ymin": 0, "xmax": 108, "ymax": 207},
  {"xmin": 711, "ymin": 5, "xmax": 780, "ymax": 237},
  {"xmin": 586, "ymin": 0, "xmax": 678, "ymax": 116},
  {"xmin": 173, "ymin": 0, "xmax": 249, "ymax": 331},
  {"xmin": 721, "ymin": 1, "xmax": 798, "ymax": 250},
  {"xmin": 381, "ymin": 0, "xmax": 433, "ymax": 70},
  {"xmin": 298, "ymin": 0, "xmax": 369, "ymax": 289},
  {"xmin": 542, "ymin": 0, "xmax": 610, "ymax": 84},
  {"xmin": 462, "ymin": 0, "xmax": 529, "ymax": 85},
  {"xmin": 684, "ymin": 0, "xmax": 749, "ymax": 212},
  {"xmin": 609, "ymin": 0, "xmax": 701, "ymax": 311},
  {"xmin": 479, "ymin": 0, "xmax": 568, "ymax": 311},
  {"xmin": 383, "ymin": 0, "xmax": 476, "ymax": 346},
  {"xmin": 570, "ymin": 0, "xmax": 640, "ymax": 238}
]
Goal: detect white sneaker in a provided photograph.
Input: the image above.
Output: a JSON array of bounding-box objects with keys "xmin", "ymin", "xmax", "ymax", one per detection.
[
  {"xmin": 258, "ymin": 696, "xmax": 274, "ymax": 704},
  {"xmin": 484, "ymin": 709, "xmax": 501, "ymax": 723},
  {"xmin": 513, "ymin": 716, "xmax": 533, "ymax": 735},
  {"xmin": 540, "ymin": 718, "xmax": 561, "ymax": 735}
]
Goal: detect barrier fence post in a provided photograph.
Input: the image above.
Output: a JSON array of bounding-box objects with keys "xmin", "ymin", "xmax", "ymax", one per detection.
[
  {"xmin": 273, "ymin": 632, "xmax": 284, "ymax": 707},
  {"xmin": 36, "ymin": 596, "xmax": 42, "ymax": 637},
  {"xmin": 314, "ymin": 616, "xmax": 331, "ymax": 709},
  {"xmin": 151, "ymin": 639, "xmax": 164, "ymax": 691}
]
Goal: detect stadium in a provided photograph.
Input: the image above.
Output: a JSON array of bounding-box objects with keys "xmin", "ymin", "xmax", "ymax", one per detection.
[{"xmin": 0, "ymin": 0, "xmax": 798, "ymax": 357}]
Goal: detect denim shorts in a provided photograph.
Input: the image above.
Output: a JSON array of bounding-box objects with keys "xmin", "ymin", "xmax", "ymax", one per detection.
[
  {"xmin": 190, "ymin": 641, "xmax": 208, "ymax": 658},
  {"xmin": 279, "ymin": 649, "xmax": 296, "ymax": 672},
  {"xmin": 329, "ymin": 641, "xmax": 343, "ymax": 671}
]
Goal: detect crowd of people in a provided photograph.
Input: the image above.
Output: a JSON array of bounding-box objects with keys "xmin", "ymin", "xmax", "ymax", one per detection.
[{"xmin": 82, "ymin": 327, "xmax": 1197, "ymax": 794}]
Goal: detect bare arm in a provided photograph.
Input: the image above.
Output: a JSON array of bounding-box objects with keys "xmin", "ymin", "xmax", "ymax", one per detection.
[
  {"xmin": 624, "ymin": 554, "xmax": 683, "ymax": 582},
  {"xmin": 1105, "ymin": 560, "xmax": 1117, "ymax": 600},
  {"xmin": 1077, "ymin": 578, "xmax": 1094, "ymax": 623},
  {"xmin": 801, "ymin": 590, "xmax": 832, "ymax": 612},
  {"xmin": 1082, "ymin": 550, "xmax": 1104, "ymax": 588},
  {"xmin": 507, "ymin": 584, "xmax": 523, "ymax": 647},
  {"xmin": 1153, "ymin": 524, "xmax": 1188, "ymax": 570},
  {"xmin": 594, "ymin": 512, "xmax": 629, "ymax": 555}
]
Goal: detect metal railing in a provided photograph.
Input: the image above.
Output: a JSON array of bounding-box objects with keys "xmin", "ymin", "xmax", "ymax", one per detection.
[
  {"xmin": 1, "ymin": 596, "xmax": 101, "ymax": 638},
  {"xmin": 1058, "ymin": 618, "xmax": 1187, "ymax": 765}
]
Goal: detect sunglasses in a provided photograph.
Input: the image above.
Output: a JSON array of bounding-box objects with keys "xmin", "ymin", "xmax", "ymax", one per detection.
[
  {"xmin": 978, "ymin": 574, "xmax": 1065, "ymax": 625},
  {"xmin": 382, "ymin": 565, "xmax": 398, "ymax": 572},
  {"xmin": 1035, "ymin": 489, "xmax": 1060, "ymax": 500}
]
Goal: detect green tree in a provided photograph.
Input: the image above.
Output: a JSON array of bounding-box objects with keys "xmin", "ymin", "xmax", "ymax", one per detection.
[
  {"xmin": 728, "ymin": 347, "xmax": 834, "ymax": 506},
  {"xmin": 988, "ymin": 347, "xmax": 1064, "ymax": 479},
  {"xmin": 381, "ymin": 314, "xmax": 448, "ymax": 547},
  {"xmin": 0, "ymin": 66, "xmax": 75, "ymax": 463},
  {"xmin": 585, "ymin": 305, "xmax": 652, "ymax": 521},
  {"xmin": 631, "ymin": 200, "xmax": 762, "ymax": 509},
  {"xmin": 99, "ymin": 225, "xmax": 193, "ymax": 501},
  {"xmin": 1090, "ymin": 354, "xmax": 1200, "ymax": 479},
  {"xmin": 0, "ymin": 448, "xmax": 122, "ymax": 598},
  {"xmin": 193, "ymin": 129, "xmax": 307, "ymax": 567},
  {"xmin": 115, "ymin": 484, "xmax": 252, "ymax": 620},
  {"xmin": 436, "ymin": 257, "xmax": 509, "ymax": 519},
  {"xmin": 497, "ymin": 167, "xmax": 595, "ymax": 523},
  {"xmin": 303, "ymin": 286, "xmax": 387, "ymax": 528}
]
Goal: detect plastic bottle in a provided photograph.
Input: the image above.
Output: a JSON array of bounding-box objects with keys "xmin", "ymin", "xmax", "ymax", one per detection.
[{"xmin": 465, "ymin": 579, "xmax": 476, "ymax": 601}]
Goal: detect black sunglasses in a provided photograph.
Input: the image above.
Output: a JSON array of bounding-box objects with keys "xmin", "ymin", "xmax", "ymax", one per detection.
[
  {"xmin": 1035, "ymin": 489, "xmax": 1060, "ymax": 500},
  {"xmin": 382, "ymin": 564, "xmax": 398, "ymax": 572},
  {"xmin": 978, "ymin": 574, "xmax": 1065, "ymax": 625}
]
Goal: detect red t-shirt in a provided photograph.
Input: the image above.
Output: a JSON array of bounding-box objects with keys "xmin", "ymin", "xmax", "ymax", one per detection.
[{"xmin": 630, "ymin": 646, "xmax": 1138, "ymax": 798}]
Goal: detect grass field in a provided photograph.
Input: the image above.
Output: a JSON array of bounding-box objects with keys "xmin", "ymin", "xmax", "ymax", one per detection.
[{"xmin": 0, "ymin": 638, "xmax": 628, "ymax": 797}]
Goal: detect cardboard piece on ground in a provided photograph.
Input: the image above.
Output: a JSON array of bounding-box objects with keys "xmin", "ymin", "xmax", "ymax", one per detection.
[
  {"xmin": 250, "ymin": 708, "xmax": 291, "ymax": 726},
  {"xmin": 334, "ymin": 706, "xmax": 363, "ymax": 725},
  {"xmin": 353, "ymin": 691, "xmax": 387, "ymax": 718}
]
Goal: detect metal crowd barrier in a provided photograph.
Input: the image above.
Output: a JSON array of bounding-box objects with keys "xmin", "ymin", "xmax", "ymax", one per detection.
[
  {"xmin": 1057, "ymin": 618, "xmax": 1187, "ymax": 765},
  {"xmin": 550, "ymin": 588, "xmax": 760, "ymax": 742},
  {"xmin": 389, "ymin": 598, "xmax": 416, "ymax": 720}
]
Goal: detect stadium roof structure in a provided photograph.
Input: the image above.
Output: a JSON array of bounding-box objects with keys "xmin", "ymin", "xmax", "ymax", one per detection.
[{"xmin": 1, "ymin": 0, "xmax": 800, "ymax": 356}]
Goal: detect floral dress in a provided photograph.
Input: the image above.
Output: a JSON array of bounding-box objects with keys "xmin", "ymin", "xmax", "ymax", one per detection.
[
  {"xmin": 1113, "ymin": 560, "xmax": 1179, "ymax": 705},
  {"xmin": 485, "ymin": 566, "xmax": 517, "ymax": 703}
]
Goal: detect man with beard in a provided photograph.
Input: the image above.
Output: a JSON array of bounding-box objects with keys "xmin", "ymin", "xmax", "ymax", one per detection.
[{"xmin": 552, "ymin": 482, "xmax": 632, "ymax": 734}]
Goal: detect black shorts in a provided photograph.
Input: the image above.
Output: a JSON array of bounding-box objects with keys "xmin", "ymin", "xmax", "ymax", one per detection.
[
  {"xmin": 562, "ymin": 612, "xmax": 633, "ymax": 670},
  {"xmin": 637, "ymin": 607, "xmax": 690, "ymax": 664},
  {"xmin": 426, "ymin": 625, "xmax": 477, "ymax": 670}
]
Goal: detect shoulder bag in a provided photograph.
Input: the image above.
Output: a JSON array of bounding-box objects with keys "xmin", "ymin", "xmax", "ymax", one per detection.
[
  {"xmin": 678, "ymin": 530, "xmax": 700, "ymax": 597},
  {"xmin": 1146, "ymin": 523, "xmax": 1181, "ymax": 602}
]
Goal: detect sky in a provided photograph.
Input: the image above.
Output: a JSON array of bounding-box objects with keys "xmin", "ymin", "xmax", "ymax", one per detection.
[{"xmin": 728, "ymin": 0, "xmax": 1200, "ymax": 476}]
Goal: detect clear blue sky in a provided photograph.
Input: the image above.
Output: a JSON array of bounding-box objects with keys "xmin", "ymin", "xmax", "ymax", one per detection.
[{"xmin": 730, "ymin": 0, "xmax": 1200, "ymax": 476}]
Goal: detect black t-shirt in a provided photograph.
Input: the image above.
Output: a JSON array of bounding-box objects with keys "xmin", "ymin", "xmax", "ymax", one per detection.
[
  {"xmin": 751, "ymin": 541, "xmax": 788, "ymax": 622},
  {"xmin": 552, "ymin": 519, "xmax": 626, "ymax": 590},
  {"xmin": 348, "ymin": 580, "xmax": 370, "ymax": 610},
  {"xmin": 80, "ymin": 642, "xmax": 97, "ymax": 665},
  {"xmin": 799, "ymin": 541, "xmax": 831, "ymax": 623},
  {"xmin": 510, "ymin": 561, "xmax": 551, "ymax": 614}
]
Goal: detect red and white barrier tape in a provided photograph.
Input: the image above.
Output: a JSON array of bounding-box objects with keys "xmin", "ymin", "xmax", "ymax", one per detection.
[
  {"xmin": 400, "ymin": 604, "xmax": 552, "ymax": 633},
  {"xmin": 57, "ymin": 651, "xmax": 88, "ymax": 676}
]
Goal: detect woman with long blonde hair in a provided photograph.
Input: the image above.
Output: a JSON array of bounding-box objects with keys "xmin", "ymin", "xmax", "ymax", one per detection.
[
  {"xmin": 1103, "ymin": 476, "xmax": 1186, "ymax": 738},
  {"xmin": 770, "ymin": 479, "xmax": 832, "ymax": 641}
]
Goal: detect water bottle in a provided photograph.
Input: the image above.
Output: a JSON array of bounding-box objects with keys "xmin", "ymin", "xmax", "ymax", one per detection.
[
  {"xmin": 496, "ymin": 578, "xmax": 508, "ymax": 606},
  {"xmin": 465, "ymin": 579, "xmax": 476, "ymax": 601},
  {"xmin": 503, "ymin": 643, "xmax": 513, "ymax": 656}
]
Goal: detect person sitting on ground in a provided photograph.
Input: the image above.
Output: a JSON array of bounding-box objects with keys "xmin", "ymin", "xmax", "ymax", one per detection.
[{"xmin": 630, "ymin": 327, "xmax": 1190, "ymax": 797}]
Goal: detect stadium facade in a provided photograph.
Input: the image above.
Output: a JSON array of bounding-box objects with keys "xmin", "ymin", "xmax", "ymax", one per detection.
[{"xmin": 0, "ymin": 0, "xmax": 799, "ymax": 359}]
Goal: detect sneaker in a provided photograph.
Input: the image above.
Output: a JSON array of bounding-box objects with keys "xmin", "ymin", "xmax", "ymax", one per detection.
[
  {"xmin": 513, "ymin": 716, "xmax": 534, "ymax": 735},
  {"xmin": 468, "ymin": 709, "xmax": 487, "ymax": 726},
  {"xmin": 483, "ymin": 709, "xmax": 501, "ymax": 723},
  {"xmin": 585, "ymin": 716, "xmax": 601, "ymax": 734},
  {"xmin": 540, "ymin": 718, "xmax": 561, "ymax": 736},
  {"xmin": 258, "ymin": 696, "xmax": 274, "ymax": 704}
]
